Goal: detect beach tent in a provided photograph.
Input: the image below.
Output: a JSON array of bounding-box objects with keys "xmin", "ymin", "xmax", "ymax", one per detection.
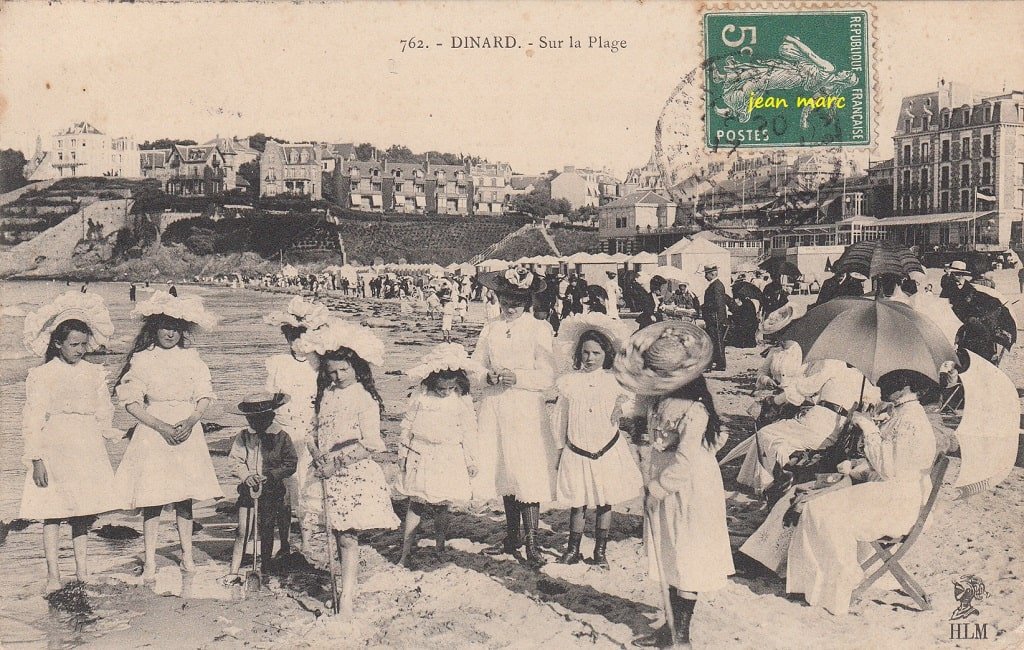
[
  {"xmin": 657, "ymin": 238, "xmax": 731, "ymax": 294},
  {"xmin": 281, "ymin": 264, "xmax": 299, "ymax": 278},
  {"xmin": 627, "ymin": 251, "xmax": 659, "ymax": 273},
  {"xmin": 476, "ymin": 259, "xmax": 510, "ymax": 273},
  {"xmin": 570, "ymin": 252, "xmax": 621, "ymax": 283}
]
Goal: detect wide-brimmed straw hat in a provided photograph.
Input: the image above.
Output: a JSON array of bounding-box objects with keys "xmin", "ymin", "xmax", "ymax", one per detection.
[
  {"xmin": 477, "ymin": 267, "xmax": 546, "ymax": 297},
  {"xmin": 232, "ymin": 391, "xmax": 290, "ymax": 415},
  {"xmin": 292, "ymin": 316, "xmax": 385, "ymax": 366},
  {"xmin": 947, "ymin": 260, "xmax": 971, "ymax": 276},
  {"xmin": 22, "ymin": 291, "xmax": 114, "ymax": 357},
  {"xmin": 556, "ymin": 313, "xmax": 635, "ymax": 371},
  {"xmin": 133, "ymin": 291, "xmax": 218, "ymax": 330},
  {"xmin": 761, "ymin": 303, "xmax": 804, "ymax": 336},
  {"xmin": 263, "ymin": 296, "xmax": 330, "ymax": 331},
  {"xmin": 613, "ymin": 321, "xmax": 713, "ymax": 395},
  {"xmin": 406, "ymin": 343, "xmax": 487, "ymax": 381}
]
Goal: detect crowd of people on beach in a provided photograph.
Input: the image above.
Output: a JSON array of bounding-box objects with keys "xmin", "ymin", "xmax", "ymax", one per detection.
[{"xmin": 15, "ymin": 253, "xmax": 1020, "ymax": 648}]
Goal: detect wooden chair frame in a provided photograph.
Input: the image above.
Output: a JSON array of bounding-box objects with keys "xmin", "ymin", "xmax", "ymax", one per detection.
[{"xmin": 851, "ymin": 455, "xmax": 950, "ymax": 611}]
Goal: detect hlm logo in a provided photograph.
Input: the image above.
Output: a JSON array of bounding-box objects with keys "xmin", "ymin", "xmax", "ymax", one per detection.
[{"xmin": 949, "ymin": 575, "xmax": 988, "ymax": 640}]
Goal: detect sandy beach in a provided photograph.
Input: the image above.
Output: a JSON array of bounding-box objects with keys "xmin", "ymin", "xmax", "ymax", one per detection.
[{"xmin": 1, "ymin": 278, "xmax": 1022, "ymax": 649}]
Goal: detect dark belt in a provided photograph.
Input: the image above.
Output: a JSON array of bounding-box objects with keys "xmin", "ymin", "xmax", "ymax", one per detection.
[
  {"xmin": 817, "ymin": 400, "xmax": 849, "ymax": 417},
  {"xmin": 567, "ymin": 431, "xmax": 620, "ymax": 461}
]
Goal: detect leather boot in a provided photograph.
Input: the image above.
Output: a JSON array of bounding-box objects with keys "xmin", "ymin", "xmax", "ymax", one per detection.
[
  {"xmin": 632, "ymin": 588, "xmax": 693, "ymax": 647},
  {"xmin": 520, "ymin": 502, "xmax": 546, "ymax": 569},
  {"xmin": 589, "ymin": 528, "xmax": 610, "ymax": 570},
  {"xmin": 560, "ymin": 532, "xmax": 583, "ymax": 565},
  {"xmin": 482, "ymin": 496, "xmax": 522, "ymax": 557}
]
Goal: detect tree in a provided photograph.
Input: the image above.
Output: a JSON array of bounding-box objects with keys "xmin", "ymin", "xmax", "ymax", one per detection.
[
  {"xmin": 509, "ymin": 189, "xmax": 571, "ymax": 219},
  {"xmin": 139, "ymin": 139, "xmax": 197, "ymax": 150},
  {"xmin": 246, "ymin": 133, "xmax": 288, "ymax": 153},
  {"xmin": 0, "ymin": 149, "xmax": 28, "ymax": 193},
  {"xmin": 385, "ymin": 145, "xmax": 417, "ymax": 163},
  {"xmin": 238, "ymin": 161, "xmax": 260, "ymax": 192},
  {"xmin": 355, "ymin": 143, "xmax": 376, "ymax": 161}
]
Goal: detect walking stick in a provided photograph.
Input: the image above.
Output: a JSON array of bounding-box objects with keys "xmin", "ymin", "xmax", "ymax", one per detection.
[
  {"xmin": 308, "ymin": 440, "xmax": 340, "ymax": 615},
  {"xmin": 644, "ymin": 492, "xmax": 676, "ymax": 641}
]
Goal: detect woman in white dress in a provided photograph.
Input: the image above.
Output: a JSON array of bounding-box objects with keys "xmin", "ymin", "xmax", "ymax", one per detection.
[
  {"xmin": 113, "ymin": 292, "xmax": 222, "ymax": 582},
  {"xmin": 263, "ymin": 296, "xmax": 329, "ymax": 557},
  {"xmin": 615, "ymin": 322, "xmax": 733, "ymax": 648},
  {"xmin": 20, "ymin": 292, "xmax": 118, "ymax": 591},
  {"xmin": 473, "ymin": 267, "xmax": 557, "ymax": 569},
  {"xmin": 552, "ymin": 314, "xmax": 641, "ymax": 568},
  {"xmin": 786, "ymin": 371, "xmax": 938, "ymax": 615}
]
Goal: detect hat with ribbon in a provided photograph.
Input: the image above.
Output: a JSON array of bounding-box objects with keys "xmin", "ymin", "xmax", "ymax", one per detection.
[
  {"xmin": 22, "ymin": 291, "xmax": 115, "ymax": 357},
  {"xmin": 477, "ymin": 266, "xmax": 546, "ymax": 297},
  {"xmin": 133, "ymin": 291, "xmax": 218, "ymax": 330},
  {"xmin": 760, "ymin": 303, "xmax": 807, "ymax": 336},
  {"xmin": 613, "ymin": 321, "xmax": 714, "ymax": 395},
  {"xmin": 948, "ymin": 260, "xmax": 971, "ymax": 275},
  {"xmin": 406, "ymin": 343, "xmax": 488, "ymax": 381},
  {"xmin": 292, "ymin": 316, "xmax": 385, "ymax": 366},
  {"xmin": 232, "ymin": 391, "xmax": 290, "ymax": 415},
  {"xmin": 263, "ymin": 296, "xmax": 330, "ymax": 331}
]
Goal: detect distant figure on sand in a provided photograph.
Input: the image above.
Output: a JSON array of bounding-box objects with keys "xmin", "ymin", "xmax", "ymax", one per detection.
[{"xmin": 129, "ymin": 283, "xmax": 137, "ymax": 302}]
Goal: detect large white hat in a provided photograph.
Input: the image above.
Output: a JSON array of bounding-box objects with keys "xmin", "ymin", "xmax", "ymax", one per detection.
[
  {"xmin": 292, "ymin": 316, "xmax": 385, "ymax": 366},
  {"xmin": 22, "ymin": 291, "xmax": 114, "ymax": 357},
  {"xmin": 133, "ymin": 291, "xmax": 218, "ymax": 330},
  {"xmin": 406, "ymin": 343, "xmax": 487, "ymax": 381},
  {"xmin": 613, "ymin": 321, "xmax": 713, "ymax": 396},
  {"xmin": 263, "ymin": 296, "xmax": 330, "ymax": 331}
]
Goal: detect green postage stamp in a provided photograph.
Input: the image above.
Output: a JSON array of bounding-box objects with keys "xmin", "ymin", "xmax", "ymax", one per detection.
[{"xmin": 704, "ymin": 10, "xmax": 871, "ymax": 149}]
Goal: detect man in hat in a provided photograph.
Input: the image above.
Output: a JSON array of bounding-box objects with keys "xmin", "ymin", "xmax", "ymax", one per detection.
[
  {"xmin": 941, "ymin": 261, "xmax": 965, "ymax": 299},
  {"xmin": 636, "ymin": 275, "xmax": 667, "ymax": 329},
  {"xmin": 814, "ymin": 270, "xmax": 847, "ymax": 306},
  {"xmin": 227, "ymin": 392, "xmax": 298, "ymax": 575},
  {"xmin": 761, "ymin": 273, "xmax": 789, "ymax": 317},
  {"xmin": 839, "ymin": 271, "xmax": 867, "ymax": 297},
  {"xmin": 701, "ymin": 265, "xmax": 730, "ymax": 371}
]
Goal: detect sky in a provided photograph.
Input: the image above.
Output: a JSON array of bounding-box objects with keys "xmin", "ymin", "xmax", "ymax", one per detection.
[{"xmin": 1, "ymin": 1, "xmax": 1022, "ymax": 177}]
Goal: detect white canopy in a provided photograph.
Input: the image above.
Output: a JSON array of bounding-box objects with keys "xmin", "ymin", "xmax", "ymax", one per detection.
[
  {"xmin": 476, "ymin": 259, "xmax": 510, "ymax": 271},
  {"xmin": 628, "ymin": 251, "xmax": 658, "ymax": 263}
]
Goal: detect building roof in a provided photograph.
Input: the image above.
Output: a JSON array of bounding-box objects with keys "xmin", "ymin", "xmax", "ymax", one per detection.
[
  {"xmin": 57, "ymin": 121, "xmax": 103, "ymax": 136},
  {"xmin": 868, "ymin": 159, "xmax": 894, "ymax": 172},
  {"xmin": 384, "ymin": 162, "xmax": 423, "ymax": 175},
  {"xmin": 204, "ymin": 137, "xmax": 258, "ymax": 155},
  {"xmin": 172, "ymin": 144, "xmax": 220, "ymax": 164},
  {"xmin": 510, "ymin": 175, "xmax": 540, "ymax": 190},
  {"xmin": 140, "ymin": 149, "xmax": 171, "ymax": 168},
  {"xmin": 601, "ymin": 190, "xmax": 675, "ymax": 209},
  {"xmin": 851, "ymin": 211, "xmax": 995, "ymax": 227}
]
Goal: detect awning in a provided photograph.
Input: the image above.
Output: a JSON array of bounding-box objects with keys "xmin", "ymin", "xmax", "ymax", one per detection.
[
  {"xmin": 872, "ymin": 211, "xmax": 994, "ymax": 227},
  {"xmin": 371, "ymin": 194, "xmax": 382, "ymax": 207},
  {"xmin": 415, "ymin": 196, "xmax": 426, "ymax": 207},
  {"xmin": 350, "ymin": 193, "xmax": 362, "ymax": 203}
]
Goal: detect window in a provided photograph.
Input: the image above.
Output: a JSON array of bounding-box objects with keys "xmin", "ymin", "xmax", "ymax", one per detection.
[
  {"xmin": 902, "ymin": 170, "xmax": 911, "ymax": 188},
  {"xmin": 960, "ymin": 189, "xmax": 971, "ymax": 208},
  {"xmin": 395, "ymin": 182, "xmax": 404, "ymax": 193},
  {"xmin": 961, "ymin": 164, "xmax": 971, "ymax": 184},
  {"xmin": 941, "ymin": 191, "xmax": 950, "ymax": 211},
  {"xmin": 961, "ymin": 136, "xmax": 970, "ymax": 157},
  {"xmin": 941, "ymin": 167, "xmax": 950, "ymax": 189},
  {"xmin": 982, "ymin": 162, "xmax": 992, "ymax": 186},
  {"xmin": 1019, "ymin": 162, "xmax": 1024, "ymax": 184},
  {"xmin": 941, "ymin": 140, "xmax": 950, "ymax": 161},
  {"xmin": 921, "ymin": 142, "xmax": 930, "ymax": 160},
  {"xmin": 904, "ymin": 119, "xmax": 911, "ymax": 131},
  {"xmin": 982, "ymin": 134, "xmax": 992, "ymax": 156},
  {"xmin": 903, "ymin": 144, "xmax": 911, "ymax": 163},
  {"xmin": 942, "ymin": 113, "xmax": 950, "ymax": 128},
  {"xmin": 921, "ymin": 168, "xmax": 929, "ymax": 186},
  {"xmin": 1018, "ymin": 189, "xmax": 1024, "ymax": 209}
]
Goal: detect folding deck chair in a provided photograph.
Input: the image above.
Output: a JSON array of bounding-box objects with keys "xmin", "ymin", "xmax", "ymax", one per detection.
[{"xmin": 851, "ymin": 455, "xmax": 950, "ymax": 611}]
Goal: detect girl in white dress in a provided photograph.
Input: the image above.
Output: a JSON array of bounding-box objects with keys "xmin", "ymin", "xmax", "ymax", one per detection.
[
  {"xmin": 295, "ymin": 318, "xmax": 399, "ymax": 615},
  {"xmin": 396, "ymin": 344, "xmax": 485, "ymax": 568},
  {"xmin": 552, "ymin": 314, "xmax": 641, "ymax": 569},
  {"xmin": 786, "ymin": 371, "xmax": 938, "ymax": 615},
  {"xmin": 20, "ymin": 292, "xmax": 118, "ymax": 591},
  {"xmin": 473, "ymin": 268, "xmax": 558, "ymax": 569},
  {"xmin": 113, "ymin": 292, "xmax": 222, "ymax": 582},
  {"xmin": 263, "ymin": 296, "xmax": 329, "ymax": 557},
  {"xmin": 615, "ymin": 322, "xmax": 733, "ymax": 648}
]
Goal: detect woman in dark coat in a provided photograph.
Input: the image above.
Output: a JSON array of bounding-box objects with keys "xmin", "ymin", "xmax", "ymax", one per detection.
[{"xmin": 727, "ymin": 296, "xmax": 759, "ymax": 348}]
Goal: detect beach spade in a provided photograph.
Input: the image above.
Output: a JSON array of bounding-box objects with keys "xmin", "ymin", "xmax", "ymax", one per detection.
[{"xmin": 245, "ymin": 445, "xmax": 263, "ymax": 595}]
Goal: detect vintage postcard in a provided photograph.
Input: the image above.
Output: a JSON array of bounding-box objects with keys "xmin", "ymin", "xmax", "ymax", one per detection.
[{"xmin": 0, "ymin": 1, "xmax": 1021, "ymax": 648}]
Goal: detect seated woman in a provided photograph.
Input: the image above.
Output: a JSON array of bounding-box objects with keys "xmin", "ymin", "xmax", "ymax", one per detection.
[
  {"xmin": 785, "ymin": 370, "xmax": 938, "ymax": 615},
  {"xmin": 737, "ymin": 358, "xmax": 880, "ymax": 495}
]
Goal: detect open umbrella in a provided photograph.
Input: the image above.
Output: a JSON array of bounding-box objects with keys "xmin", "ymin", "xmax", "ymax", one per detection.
[
  {"xmin": 833, "ymin": 240, "xmax": 924, "ymax": 278},
  {"xmin": 779, "ymin": 297, "xmax": 955, "ymax": 383},
  {"xmin": 760, "ymin": 258, "xmax": 801, "ymax": 279},
  {"xmin": 732, "ymin": 280, "xmax": 764, "ymax": 303}
]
